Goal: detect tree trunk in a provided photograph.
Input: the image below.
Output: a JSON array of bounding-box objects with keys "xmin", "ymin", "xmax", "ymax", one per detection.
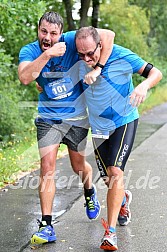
[
  {"xmin": 62, "ymin": 0, "xmax": 76, "ymax": 30},
  {"xmin": 79, "ymin": 0, "xmax": 91, "ymax": 27},
  {"xmin": 92, "ymin": 0, "xmax": 100, "ymax": 27}
]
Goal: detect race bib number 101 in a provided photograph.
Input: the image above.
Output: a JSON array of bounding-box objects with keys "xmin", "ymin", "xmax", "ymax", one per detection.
[{"xmin": 44, "ymin": 77, "xmax": 73, "ymax": 100}]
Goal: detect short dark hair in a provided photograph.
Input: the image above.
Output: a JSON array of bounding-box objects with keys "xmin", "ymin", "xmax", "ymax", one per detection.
[
  {"xmin": 38, "ymin": 11, "xmax": 64, "ymax": 32},
  {"xmin": 75, "ymin": 26, "xmax": 100, "ymax": 44}
]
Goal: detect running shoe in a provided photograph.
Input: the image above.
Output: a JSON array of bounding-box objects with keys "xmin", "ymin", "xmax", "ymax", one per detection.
[
  {"xmin": 118, "ymin": 190, "xmax": 132, "ymax": 226},
  {"xmin": 84, "ymin": 184, "xmax": 101, "ymax": 220},
  {"xmin": 100, "ymin": 218, "xmax": 118, "ymax": 251},
  {"xmin": 31, "ymin": 220, "xmax": 56, "ymax": 245}
]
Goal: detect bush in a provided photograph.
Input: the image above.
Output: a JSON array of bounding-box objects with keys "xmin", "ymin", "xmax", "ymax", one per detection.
[{"xmin": 0, "ymin": 49, "xmax": 37, "ymax": 142}]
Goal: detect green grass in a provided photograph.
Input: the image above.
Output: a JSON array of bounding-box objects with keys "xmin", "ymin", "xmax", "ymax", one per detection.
[
  {"xmin": 0, "ymin": 84, "xmax": 167, "ymax": 189},
  {"xmin": 0, "ymin": 128, "xmax": 37, "ymax": 188},
  {"xmin": 0, "ymin": 128, "xmax": 68, "ymax": 188},
  {"xmin": 138, "ymin": 85, "xmax": 167, "ymax": 114}
]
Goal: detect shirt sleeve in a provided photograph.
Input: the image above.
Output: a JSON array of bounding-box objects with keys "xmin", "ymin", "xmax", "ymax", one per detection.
[
  {"xmin": 119, "ymin": 47, "xmax": 146, "ymax": 73},
  {"xmin": 18, "ymin": 42, "xmax": 40, "ymax": 64},
  {"xmin": 60, "ymin": 31, "xmax": 77, "ymax": 52}
]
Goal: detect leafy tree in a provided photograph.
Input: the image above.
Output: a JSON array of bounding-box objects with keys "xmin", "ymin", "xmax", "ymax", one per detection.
[
  {"xmin": 99, "ymin": 0, "xmax": 150, "ymax": 59},
  {"xmin": 0, "ymin": 1, "xmax": 43, "ymax": 139},
  {"xmin": 62, "ymin": 0, "xmax": 76, "ymax": 30},
  {"xmin": 99, "ymin": 0, "xmax": 154, "ymax": 87},
  {"xmin": 128, "ymin": 0, "xmax": 167, "ymax": 58},
  {"xmin": 0, "ymin": 49, "xmax": 37, "ymax": 139},
  {"xmin": 79, "ymin": 0, "xmax": 91, "ymax": 27},
  {"xmin": 92, "ymin": 0, "xmax": 100, "ymax": 27},
  {"xmin": 57, "ymin": 0, "xmax": 100, "ymax": 30},
  {"xmin": 0, "ymin": 0, "xmax": 47, "ymax": 63}
]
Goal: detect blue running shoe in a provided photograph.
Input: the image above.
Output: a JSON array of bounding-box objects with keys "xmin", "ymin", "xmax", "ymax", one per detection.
[
  {"xmin": 31, "ymin": 220, "xmax": 56, "ymax": 245},
  {"xmin": 85, "ymin": 184, "xmax": 101, "ymax": 220}
]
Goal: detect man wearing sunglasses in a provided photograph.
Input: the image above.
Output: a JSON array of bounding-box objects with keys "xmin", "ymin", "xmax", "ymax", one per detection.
[
  {"xmin": 18, "ymin": 12, "xmax": 115, "ymax": 246},
  {"xmin": 78, "ymin": 43, "xmax": 99, "ymax": 59},
  {"xmin": 75, "ymin": 26, "xmax": 162, "ymax": 251}
]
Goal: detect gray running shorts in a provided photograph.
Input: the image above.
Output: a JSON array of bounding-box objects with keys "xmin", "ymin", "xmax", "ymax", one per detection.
[{"xmin": 34, "ymin": 117, "xmax": 89, "ymax": 152}]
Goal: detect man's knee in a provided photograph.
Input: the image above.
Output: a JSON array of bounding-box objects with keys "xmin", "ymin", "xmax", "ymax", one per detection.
[
  {"xmin": 40, "ymin": 157, "xmax": 56, "ymax": 177},
  {"xmin": 103, "ymin": 166, "xmax": 123, "ymax": 188}
]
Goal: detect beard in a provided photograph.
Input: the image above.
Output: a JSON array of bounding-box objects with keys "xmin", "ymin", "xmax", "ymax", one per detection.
[{"xmin": 39, "ymin": 38, "xmax": 52, "ymax": 51}]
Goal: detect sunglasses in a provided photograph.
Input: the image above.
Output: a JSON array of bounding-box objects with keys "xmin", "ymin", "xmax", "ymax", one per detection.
[{"xmin": 77, "ymin": 43, "xmax": 99, "ymax": 59}]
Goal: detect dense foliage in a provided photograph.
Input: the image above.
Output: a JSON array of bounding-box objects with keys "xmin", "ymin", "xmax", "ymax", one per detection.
[{"xmin": 0, "ymin": 0, "xmax": 166, "ymax": 143}]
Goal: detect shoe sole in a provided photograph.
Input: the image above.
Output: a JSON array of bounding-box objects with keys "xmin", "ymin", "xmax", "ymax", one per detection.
[
  {"xmin": 100, "ymin": 240, "xmax": 118, "ymax": 250},
  {"xmin": 31, "ymin": 235, "xmax": 48, "ymax": 245},
  {"xmin": 31, "ymin": 234, "xmax": 56, "ymax": 245}
]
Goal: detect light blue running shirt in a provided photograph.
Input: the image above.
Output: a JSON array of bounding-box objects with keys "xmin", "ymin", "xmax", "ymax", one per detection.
[
  {"xmin": 19, "ymin": 31, "xmax": 88, "ymax": 126},
  {"xmin": 80, "ymin": 44, "xmax": 146, "ymax": 138}
]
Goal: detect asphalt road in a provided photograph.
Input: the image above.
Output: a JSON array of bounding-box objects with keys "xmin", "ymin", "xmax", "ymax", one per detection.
[{"xmin": 0, "ymin": 103, "xmax": 167, "ymax": 252}]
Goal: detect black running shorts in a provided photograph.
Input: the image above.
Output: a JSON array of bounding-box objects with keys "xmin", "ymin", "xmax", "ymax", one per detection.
[{"xmin": 92, "ymin": 119, "xmax": 138, "ymax": 177}]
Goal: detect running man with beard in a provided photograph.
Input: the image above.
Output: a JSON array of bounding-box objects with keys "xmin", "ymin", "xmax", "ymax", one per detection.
[{"xmin": 18, "ymin": 12, "xmax": 115, "ymax": 245}]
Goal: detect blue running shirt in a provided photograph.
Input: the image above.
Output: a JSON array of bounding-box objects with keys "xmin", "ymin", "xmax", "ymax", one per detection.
[
  {"xmin": 19, "ymin": 31, "xmax": 87, "ymax": 125},
  {"xmin": 80, "ymin": 44, "xmax": 146, "ymax": 138}
]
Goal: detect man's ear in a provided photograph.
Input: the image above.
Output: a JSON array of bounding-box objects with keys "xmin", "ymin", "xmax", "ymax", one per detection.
[{"xmin": 99, "ymin": 41, "xmax": 102, "ymax": 49}]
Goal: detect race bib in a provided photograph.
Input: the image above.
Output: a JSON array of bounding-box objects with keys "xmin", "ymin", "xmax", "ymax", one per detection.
[
  {"xmin": 44, "ymin": 77, "xmax": 73, "ymax": 100},
  {"xmin": 91, "ymin": 128, "xmax": 109, "ymax": 139}
]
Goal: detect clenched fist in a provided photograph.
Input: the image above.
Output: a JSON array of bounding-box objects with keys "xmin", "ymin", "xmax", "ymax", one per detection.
[{"xmin": 47, "ymin": 42, "xmax": 66, "ymax": 58}]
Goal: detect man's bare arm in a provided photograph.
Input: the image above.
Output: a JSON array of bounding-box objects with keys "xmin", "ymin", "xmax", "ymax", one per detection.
[
  {"xmin": 84, "ymin": 29, "xmax": 115, "ymax": 84},
  {"xmin": 18, "ymin": 42, "xmax": 66, "ymax": 85},
  {"xmin": 96, "ymin": 29, "xmax": 115, "ymax": 67},
  {"xmin": 130, "ymin": 63, "xmax": 163, "ymax": 107}
]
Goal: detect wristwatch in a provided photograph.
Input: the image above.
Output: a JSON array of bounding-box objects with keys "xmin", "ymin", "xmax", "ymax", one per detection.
[{"xmin": 95, "ymin": 62, "xmax": 105, "ymax": 69}]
